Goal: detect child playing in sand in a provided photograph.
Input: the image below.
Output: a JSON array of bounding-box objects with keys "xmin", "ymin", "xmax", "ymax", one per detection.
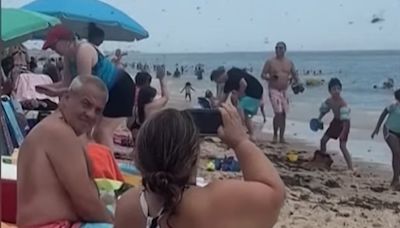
[
  {"xmin": 317, "ymin": 78, "xmax": 353, "ymax": 170},
  {"xmin": 181, "ymin": 82, "xmax": 195, "ymax": 102},
  {"xmin": 371, "ymin": 89, "xmax": 400, "ymax": 189}
]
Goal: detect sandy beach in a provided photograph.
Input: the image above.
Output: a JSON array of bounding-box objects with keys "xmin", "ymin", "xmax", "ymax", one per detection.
[{"xmin": 149, "ymin": 75, "xmax": 400, "ymax": 228}]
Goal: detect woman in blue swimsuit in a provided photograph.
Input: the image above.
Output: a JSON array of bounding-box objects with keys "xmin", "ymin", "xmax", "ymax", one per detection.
[
  {"xmin": 372, "ymin": 89, "xmax": 400, "ymax": 190},
  {"xmin": 36, "ymin": 25, "xmax": 135, "ymax": 148}
]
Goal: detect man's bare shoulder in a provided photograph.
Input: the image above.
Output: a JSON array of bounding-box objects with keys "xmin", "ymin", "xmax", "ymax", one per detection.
[
  {"xmin": 27, "ymin": 113, "xmax": 77, "ymax": 143},
  {"xmin": 267, "ymin": 57, "xmax": 277, "ymax": 63}
]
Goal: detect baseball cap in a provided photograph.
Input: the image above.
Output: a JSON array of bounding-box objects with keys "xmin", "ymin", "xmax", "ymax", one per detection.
[{"xmin": 42, "ymin": 25, "xmax": 74, "ymax": 50}]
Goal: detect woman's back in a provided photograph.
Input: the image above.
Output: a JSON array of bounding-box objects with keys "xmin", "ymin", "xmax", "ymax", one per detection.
[
  {"xmin": 116, "ymin": 107, "xmax": 285, "ymax": 228},
  {"xmin": 116, "ymin": 181, "xmax": 281, "ymax": 228}
]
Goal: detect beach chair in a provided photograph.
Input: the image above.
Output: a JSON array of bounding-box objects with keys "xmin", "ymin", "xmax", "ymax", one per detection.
[
  {"xmin": 197, "ymin": 97, "xmax": 212, "ymax": 109},
  {"xmin": 1, "ymin": 95, "xmax": 25, "ymax": 148},
  {"xmin": 0, "ymin": 105, "xmax": 14, "ymax": 156}
]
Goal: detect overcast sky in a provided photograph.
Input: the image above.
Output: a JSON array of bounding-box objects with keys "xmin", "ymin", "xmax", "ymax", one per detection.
[{"xmin": 3, "ymin": 0, "xmax": 400, "ymax": 53}]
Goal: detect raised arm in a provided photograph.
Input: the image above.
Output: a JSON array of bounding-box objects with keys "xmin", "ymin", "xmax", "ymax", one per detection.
[
  {"xmin": 47, "ymin": 128, "xmax": 113, "ymax": 222},
  {"xmin": 207, "ymin": 103, "xmax": 285, "ymax": 227},
  {"xmin": 145, "ymin": 76, "xmax": 169, "ymax": 115}
]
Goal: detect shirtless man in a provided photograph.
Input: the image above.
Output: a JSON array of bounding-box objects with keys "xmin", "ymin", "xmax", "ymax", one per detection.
[
  {"xmin": 17, "ymin": 76, "xmax": 113, "ymax": 227},
  {"xmin": 261, "ymin": 42, "xmax": 300, "ymax": 143}
]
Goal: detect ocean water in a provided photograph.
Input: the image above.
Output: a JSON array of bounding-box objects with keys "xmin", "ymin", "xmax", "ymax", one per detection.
[
  {"xmin": 126, "ymin": 50, "xmax": 400, "ymax": 112},
  {"xmin": 124, "ymin": 51, "xmax": 400, "ymax": 166}
]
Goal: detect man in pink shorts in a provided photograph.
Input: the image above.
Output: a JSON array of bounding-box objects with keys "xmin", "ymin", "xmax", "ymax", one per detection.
[{"xmin": 261, "ymin": 42, "xmax": 300, "ymax": 143}]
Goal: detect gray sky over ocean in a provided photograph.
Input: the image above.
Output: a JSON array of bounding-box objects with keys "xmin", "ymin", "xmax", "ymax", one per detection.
[{"xmin": 3, "ymin": 0, "xmax": 400, "ymax": 53}]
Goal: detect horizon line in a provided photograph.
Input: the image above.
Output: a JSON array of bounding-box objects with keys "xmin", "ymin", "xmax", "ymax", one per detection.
[
  {"xmin": 28, "ymin": 47, "xmax": 400, "ymax": 55},
  {"xmin": 112, "ymin": 48, "xmax": 400, "ymax": 55}
]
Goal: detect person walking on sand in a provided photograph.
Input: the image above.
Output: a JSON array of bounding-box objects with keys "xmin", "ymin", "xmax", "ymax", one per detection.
[
  {"xmin": 35, "ymin": 25, "xmax": 135, "ymax": 150},
  {"xmin": 317, "ymin": 78, "xmax": 353, "ymax": 171},
  {"xmin": 114, "ymin": 104, "xmax": 285, "ymax": 228},
  {"xmin": 180, "ymin": 82, "xmax": 195, "ymax": 102},
  {"xmin": 261, "ymin": 41, "xmax": 301, "ymax": 144},
  {"xmin": 372, "ymin": 89, "xmax": 400, "ymax": 190}
]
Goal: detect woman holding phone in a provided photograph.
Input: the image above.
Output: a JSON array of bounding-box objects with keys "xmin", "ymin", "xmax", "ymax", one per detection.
[{"xmin": 115, "ymin": 103, "xmax": 285, "ymax": 228}]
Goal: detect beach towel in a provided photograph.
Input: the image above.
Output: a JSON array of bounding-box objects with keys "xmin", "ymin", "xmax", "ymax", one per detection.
[
  {"xmin": 13, "ymin": 73, "xmax": 58, "ymax": 104},
  {"xmin": 87, "ymin": 143, "xmax": 124, "ymax": 181}
]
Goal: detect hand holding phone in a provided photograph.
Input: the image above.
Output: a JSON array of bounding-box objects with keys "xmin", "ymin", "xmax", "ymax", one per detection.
[{"xmin": 217, "ymin": 103, "xmax": 248, "ymax": 149}]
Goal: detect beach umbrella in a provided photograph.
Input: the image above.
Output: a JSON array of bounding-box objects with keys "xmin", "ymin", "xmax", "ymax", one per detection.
[
  {"xmin": 1, "ymin": 8, "xmax": 61, "ymax": 47},
  {"xmin": 22, "ymin": 0, "xmax": 149, "ymax": 42}
]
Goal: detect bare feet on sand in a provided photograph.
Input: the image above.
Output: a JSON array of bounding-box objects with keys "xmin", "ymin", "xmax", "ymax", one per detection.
[
  {"xmin": 279, "ymin": 138, "xmax": 288, "ymax": 144},
  {"xmin": 272, "ymin": 135, "xmax": 278, "ymax": 144},
  {"xmin": 390, "ymin": 180, "xmax": 400, "ymax": 191}
]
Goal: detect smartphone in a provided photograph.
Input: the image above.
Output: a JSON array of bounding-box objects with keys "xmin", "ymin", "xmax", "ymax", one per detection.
[{"xmin": 186, "ymin": 109, "xmax": 222, "ymax": 135}]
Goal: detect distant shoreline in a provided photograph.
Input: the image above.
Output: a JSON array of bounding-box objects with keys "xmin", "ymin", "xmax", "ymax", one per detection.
[{"xmin": 25, "ymin": 47, "xmax": 400, "ymax": 55}]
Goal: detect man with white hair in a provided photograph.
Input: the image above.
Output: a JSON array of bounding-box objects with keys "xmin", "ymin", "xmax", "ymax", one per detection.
[{"xmin": 17, "ymin": 76, "xmax": 113, "ymax": 227}]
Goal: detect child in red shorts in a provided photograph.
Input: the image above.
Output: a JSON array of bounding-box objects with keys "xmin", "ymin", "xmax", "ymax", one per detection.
[{"xmin": 317, "ymin": 78, "xmax": 353, "ymax": 170}]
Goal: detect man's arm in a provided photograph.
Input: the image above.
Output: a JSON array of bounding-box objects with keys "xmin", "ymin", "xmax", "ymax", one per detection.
[
  {"xmin": 238, "ymin": 78, "xmax": 247, "ymax": 97},
  {"xmin": 46, "ymin": 127, "xmax": 113, "ymax": 223},
  {"xmin": 261, "ymin": 60, "xmax": 271, "ymax": 81},
  {"xmin": 290, "ymin": 61, "xmax": 300, "ymax": 84},
  {"xmin": 76, "ymin": 45, "xmax": 96, "ymax": 76}
]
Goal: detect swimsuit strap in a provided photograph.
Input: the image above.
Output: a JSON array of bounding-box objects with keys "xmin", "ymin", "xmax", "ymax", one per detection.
[
  {"xmin": 140, "ymin": 191, "xmax": 165, "ymax": 228},
  {"xmin": 139, "ymin": 183, "xmax": 197, "ymax": 228}
]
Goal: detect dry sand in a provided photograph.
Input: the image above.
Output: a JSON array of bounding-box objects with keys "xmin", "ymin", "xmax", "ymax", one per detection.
[
  {"xmin": 197, "ymin": 137, "xmax": 400, "ymax": 228},
  {"xmin": 166, "ymin": 89, "xmax": 400, "ymax": 228},
  {"xmin": 110, "ymin": 73, "xmax": 400, "ymax": 227}
]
